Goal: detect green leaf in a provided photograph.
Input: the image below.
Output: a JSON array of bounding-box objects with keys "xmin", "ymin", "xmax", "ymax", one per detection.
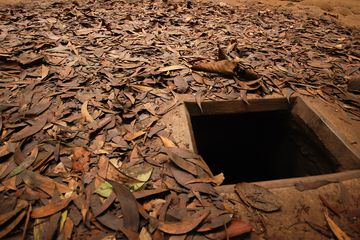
[
  {"xmin": 59, "ymin": 210, "xmax": 68, "ymax": 231},
  {"xmin": 95, "ymin": 181, "xmax": 113, "ymax": 198},
  {"xmin": 129, "ymin": 168, "xmax": 153, "ymax": 192}
]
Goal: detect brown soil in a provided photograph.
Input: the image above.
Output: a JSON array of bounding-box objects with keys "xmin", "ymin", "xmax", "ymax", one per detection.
[{"xmin": 206, "ymin": 0, "xmax": 360, "ymax": 28}]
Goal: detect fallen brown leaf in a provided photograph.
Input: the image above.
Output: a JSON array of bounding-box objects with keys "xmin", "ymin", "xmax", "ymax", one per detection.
[
  {"xmin": 71, "ymin": 147, "xmax": 90, "ymax": 172},
  {"xmin": 31, "ymin": 197, "xmax": 74, "ymax": 218},
  {"xmin": 158, "ymin": 209, "xmax": 210, "ymax": 235},
  {"xmin": 205, "ymin": 219, "xmax": 252, "ymax": 239},
  {"xmin": 324, "ymin": 211, "xmax": 351, "ymax": 240},
  {"xmin": 108, "ymin": 180, "xmax": 140, "ymax": 232},
  {"xmin": 12, "ymin": 116, "xmax": 47, "ymax": 141}
]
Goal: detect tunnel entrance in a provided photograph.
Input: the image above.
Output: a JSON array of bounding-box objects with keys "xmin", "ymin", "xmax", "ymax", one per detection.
[{"xmin": 185, "ymin": 98, "xmax": 341, "ymax": 184}]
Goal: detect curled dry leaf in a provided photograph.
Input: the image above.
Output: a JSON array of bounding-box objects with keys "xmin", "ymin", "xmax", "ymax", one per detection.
[
  {"xmin": 81, "ymin": 100, "xmax": 94, "ymax": 123},
  {"xmin": 195, "ymin": 90, "xmax": 204, "ymax": 112},
  {"xmin": 192, "ymin": 60, "xmax": 237, "ymax": 77},
  {"xmin": 192, "ymin": 60, "xmax": 259, "ymax": 80},
  {"xmin": 158, "ymin": 209, "xmax": 210, "ymax": 235}
]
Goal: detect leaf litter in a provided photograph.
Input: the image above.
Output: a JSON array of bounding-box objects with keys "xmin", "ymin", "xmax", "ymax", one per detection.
[{"xmin": 0, "ymin": 0, "xmax": 359, "ymax": 238}]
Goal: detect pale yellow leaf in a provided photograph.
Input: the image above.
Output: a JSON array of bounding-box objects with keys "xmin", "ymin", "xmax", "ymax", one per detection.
[
  {"xmin": 81, "ymin": 100, "xmax": 94, "ymax": 123},
  {"xmin": 158, "ymin": 65, "xmax": 187, "ymax": 73},
  {"xmin": 159, "ymin": 136, "xmax": 176, "ymax": 147},
  {"xmin": 324, "ymin": 211, "xmax": 351, "ymax": 240}
]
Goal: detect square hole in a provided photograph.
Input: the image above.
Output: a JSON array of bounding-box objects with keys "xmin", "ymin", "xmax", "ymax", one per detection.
[{"xmin": 184, "ymin": 97, "xmax": 357, "ymax": 184}]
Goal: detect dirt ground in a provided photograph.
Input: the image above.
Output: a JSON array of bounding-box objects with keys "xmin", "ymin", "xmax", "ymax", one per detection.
[
  {"xmin": 215, "ymin": 0, "xmax": 360, "ymax": 28},
  {"xmin": 1, "ymin": 0, "xmax": 359, "ymax": 27}
]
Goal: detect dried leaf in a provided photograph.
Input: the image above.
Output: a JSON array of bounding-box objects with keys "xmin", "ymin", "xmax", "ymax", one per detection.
[
  {"xmin": 170, "ymin": 164, "xmax": 217, "ymax": 196},
  {"xmin": 0, "ymin": 209, "xmax": 27, "ymax": 238},
  {"xmin": 128, "ymin": 167, "xmax": 153, "ymax": 192},
  {"xmin": 165, "ymin": 148, "xmax": 198, "ymax": 176},
  {"xmin": 192, "ymin": 60, "xmax": 237, "ymax": 77},
  {"xmin": 195, "ymin": 90, "xmax": 204, "ymax": 112},
  {"xmin": 235, "ymin": 183, "xmax": 281, "ymax": 212},
  {"xmin": 108, "ymin": 180, "xmax": 140, "ymax": 232},
  {"xmin": 0, "ymin": 143, "xmax": 15, "ymax": 158},
  {"xmin": 22, "ymin": 170, "xmax": 70, "ymax": 195},
  {"xmin": 124, "ymin": 130, "xmax": 146, "ymax": 141},
  {"xmin": 59, "ymin": 210, "xmax": 68, "ymax": 231},
  {"xmin": 158, "ymin": 65, "xmax": 187, "ymax": 73},
  {"xmin": 185, "ymin": 173, "xmax": 224, "ymax": 186},
  {"xmin": 23, "ymin": 97, "xmax": 52, "ymax": 116},
  {"xmin": 192, "ymin": 72, "xmax": 204, "ymax": 84},
  {"xmin": 0, "ymin": 199, "xmax": 28, "ymax": 225},
  {"xmin": 174, "ymin": 76, "xmax": 189, "ymax": 93},
  {"xmin": 81, "ymin": 100, "xmax": 94, "ymax": 123},
  {"xmin": 308, "ymin": 60, "xmax": 332, "ymax": 69},
  {"xmin": 98, "ymin": 155, "xmax": 109, "ymax": 179},
  {"xmin": 12, "ymin": 116, "xmax": 47, "ymax": 141},
  {"xmin": 95, "ymin": 181, "xmax": 113, "ymax": 198},
  {"xmin": 324, "ymin": 211, "xmax": 351, "ymax": 240},
  {"xmin": 139, "ymin": 227, "xmax": 152, "ymax": 240},
  {"xmin": 62, "ymin": 217, "xmax": 74, "ymax": 240},
  {"xmin": 159, "ymin": 135, "xmax": 176, "ymax": 147},
  {"xmin": 96, "ymin": 212, "xmax": 138, "ymax": 240},
  {"xmin": 158, "ymin": 209, "xmax": 210, "ymax": 234},
  {"xmin": 294, "ymin": 180, "xmax": 337, "ymax": 191},
  {"xmin": 33, "ymin": 218, "xmax": 46, "ymax": 240},
  {"xmin": 8, "ymin": 146, "xmax": 38, "ymax": 178},
  {"xmin": 133, "ymin": 188, "xmax": 169, "ymax": 199},
  {"xmin": 197, "ymin": 212, "xmax": 232, "ymax": 232},
  {"xmin": 40, "ymin": 65, "xmax": 49, "ymax": 79},
  {"xmin": 205, "ymin": 219, "xmax": 252, "ymax": 239},
  {"xmin": 31, "ymin": 196, "xmax": 74, "ymax": 218},
  {"xmin": 71, "ymin": 147, "xmax": 90, "ymax": 172}
]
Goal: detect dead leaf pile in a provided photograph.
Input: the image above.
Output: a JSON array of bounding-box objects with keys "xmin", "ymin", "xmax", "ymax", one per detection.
[{"xmin": 0, "ymin": 0, "xmax": 359, "ymax": 238}]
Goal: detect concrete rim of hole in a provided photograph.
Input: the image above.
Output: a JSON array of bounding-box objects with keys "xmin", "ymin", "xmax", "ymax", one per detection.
[{"xmin": 160, "ymin": 94, "xmax": 360, "ymax": 189}]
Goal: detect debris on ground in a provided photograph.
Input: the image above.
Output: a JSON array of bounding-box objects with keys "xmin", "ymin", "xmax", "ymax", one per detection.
[{"xmin": 0, "ymin": 0, "xmax": 359, "ymax": 238}]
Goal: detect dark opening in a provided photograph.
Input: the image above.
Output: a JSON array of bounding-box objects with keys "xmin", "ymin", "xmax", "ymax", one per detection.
[{"xmin": 189, "ymin": 109, "xmax": 337, "ymax": 184}]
